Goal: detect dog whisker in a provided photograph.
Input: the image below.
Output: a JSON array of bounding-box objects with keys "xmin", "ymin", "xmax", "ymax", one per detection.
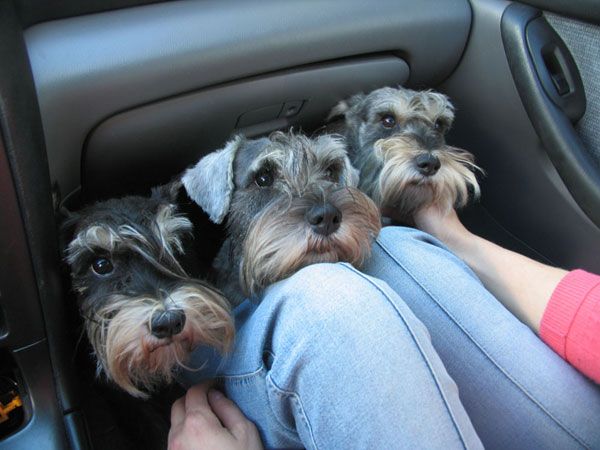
[
  {"xmin": 189, "ymin": 132, "xmax": 381, "ymax": 305},
  {"xmin": 332, "ymin": 86, "xmax": 482, "ymax": 224},
  {"xmin": 64, "ymin": 192, "xmax": 234, "ymax": 398}
]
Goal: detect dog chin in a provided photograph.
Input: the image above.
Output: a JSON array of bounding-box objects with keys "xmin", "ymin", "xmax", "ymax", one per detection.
[
  {"xmin": 86, "ymin": 286, "xmax": 233, "ymax": 398},
  {"xmin": 303, "ymin": 245, "xmax": 339, "ymax": 262},
  {"xmin": 143, "ymin": 330, "xmax": 194, "ymax": 355}
]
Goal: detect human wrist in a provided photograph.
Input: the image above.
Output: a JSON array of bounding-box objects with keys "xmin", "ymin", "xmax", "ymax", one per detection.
[
  {"xmin": 414, "ymin": 207, "xmax": 473, "ymax": 250},
  {"xmin": 443, "ymin": 228, "xmax": 481, "ymax": 266}
]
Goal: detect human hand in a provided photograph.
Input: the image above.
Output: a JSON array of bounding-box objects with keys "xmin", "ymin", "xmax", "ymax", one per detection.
[{"xmin": 168, "ymin": 383, "xmax": 263, "ymax": 450}]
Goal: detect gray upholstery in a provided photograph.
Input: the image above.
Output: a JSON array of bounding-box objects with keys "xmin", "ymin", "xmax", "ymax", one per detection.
[
  {"xmin": 546, "ymin": 12, "xmax": 600, "ymax": 168},
  {"xmin": 24, "ymin": 0, "xmax": 470, "ymax": 196}
]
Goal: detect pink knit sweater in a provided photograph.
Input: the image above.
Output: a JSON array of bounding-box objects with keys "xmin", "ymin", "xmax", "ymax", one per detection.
[{"xmin": 540, "ymin": 270, "xmax": 600, "ymax": 383}]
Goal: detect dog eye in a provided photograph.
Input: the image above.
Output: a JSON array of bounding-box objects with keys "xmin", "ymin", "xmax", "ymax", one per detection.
[
  {"xmin": 254, "ymin": 168, "xmax": 274, "ymax": 187},
  {"xmin": 91, "ymin": 257, "xmax": 114, "ymax": 276},
  {"xmin": 380, "ymin": 114, "xmax": 396, "ymax": 129},
  {"xmin": 324, "ymin": 165, "xmax": 340, "ymax": 182},
  {"xmin": 434, "ymin": 118, "xmax": 448, "ymax": 132}
]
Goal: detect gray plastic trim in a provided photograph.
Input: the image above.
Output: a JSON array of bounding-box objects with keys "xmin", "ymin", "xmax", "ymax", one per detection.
[
  {"xmin": 83, "ymin": 56, "xmax": 409, "ymax": 200},
  {"xmin": 24, "ymin": 0, "xmax": 471, "ymax": 196},
  {"xmin": 0, "ymin": 137, "xmax": 45, "ymax": 348},
  {"xmin": 1, "ymin": 342, "xmax": 69, "ymax": 449}
]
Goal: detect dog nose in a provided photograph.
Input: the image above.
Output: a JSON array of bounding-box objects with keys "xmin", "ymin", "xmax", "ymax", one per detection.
[
  {"xmin": 306, "ymin": 203, "xmax": 342, "ymax": 236},
  {"xmin": 150, "ymin": 309, "xmax": 186, "ymax": 338},
  {"xmin": 415, "ymin": 153, "xmax": 441, "ymax": 176}
]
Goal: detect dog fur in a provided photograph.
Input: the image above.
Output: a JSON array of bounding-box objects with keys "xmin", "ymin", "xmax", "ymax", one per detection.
[
  {"xmin": 330, "ymin": 86, "xmax": 482, "ymax": 224},
  {"xmin": 183, "ymin": 131, "xmax": 381, "ymax": 305},
  {"xmin": 63, "ymin": 183, "xmax": 234, "ymax": 398}
]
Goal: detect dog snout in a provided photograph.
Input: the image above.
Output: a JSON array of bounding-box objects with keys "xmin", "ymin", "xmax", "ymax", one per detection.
[
  {"xmin": 150, "ymin": 309, "xmax": 186, "ymax": 338},
  {"xmin": 415, "ymin": 153, "xmax": 441, "ymax": 176},
  {"xmin": 306, "ymin": 203, "xmax": 342, "ymax": 236}
]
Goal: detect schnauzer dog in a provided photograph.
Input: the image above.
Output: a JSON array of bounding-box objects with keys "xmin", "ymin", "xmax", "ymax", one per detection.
[
  {"xmin": 329, "ymin": 86, "xmax": 482, "ymax": 224},
  {"xmin": 182, "ymin": 131, "xmax": 381, "ymax": 305},
  {"xmin": 63, "ymin": 183, "xmax": 234, "ymax": 398}
]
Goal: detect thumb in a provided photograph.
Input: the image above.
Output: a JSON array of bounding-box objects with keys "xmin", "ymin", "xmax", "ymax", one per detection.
[{"xmin": 207, "ymin": 390, "xmax": 251, "ymax": 437}]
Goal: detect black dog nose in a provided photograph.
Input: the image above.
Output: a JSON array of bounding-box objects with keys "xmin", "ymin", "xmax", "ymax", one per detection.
[
  {"xmin": 150, "ymin": 309, "xmax": 186, "ymax": 339},
  {"xmin": 306, "ymin": 203, "xmax": 342, "ymax": 236},
  {"xmin": 415, "ymin": 153, "xmax": 441, "ymax": 176}
]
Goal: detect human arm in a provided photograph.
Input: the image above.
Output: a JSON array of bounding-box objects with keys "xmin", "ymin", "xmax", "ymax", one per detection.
[
  {"xmin": 414, "ymin": 206, "xmax": 600, "ymax": 382},
  {"xmin": 168, "ymin": 382, "xmax": 263, "ymax": 450},
  {"xmin": 414, "ymin": 206, "xmax": 567, "ymax": 332}
]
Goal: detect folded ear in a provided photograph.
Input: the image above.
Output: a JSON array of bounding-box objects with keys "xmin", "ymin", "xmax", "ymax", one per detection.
[
  {"xmin": 326, "ymin": 93, "xmax": 366, "ymax": 122},
  {"xmin": 182, "ymin": 136, "xmax": 245, "ymax": 224},
  {"xmin": 58, "ymin": 208, "xmax": 82, "ymax": 259},
  {"xmin": 326, "ymin": 100, "xmax": 351, "ymax": 122},
  {"xmin": 151, "ymin": 179, "xmax": 183, "ymax": 204}
]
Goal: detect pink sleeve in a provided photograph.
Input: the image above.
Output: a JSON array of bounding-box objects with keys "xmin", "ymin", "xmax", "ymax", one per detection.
[{"xmin": 539, "ymin": 269, "xmax": 600, "ymax": 383}]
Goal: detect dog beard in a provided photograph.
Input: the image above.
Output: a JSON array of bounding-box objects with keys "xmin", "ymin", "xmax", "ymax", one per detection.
[
  {"xmin": 240, "ymin": 188, "xmax": 381, "ymax": 297},
  {"xmin": 368, "ymin": 136, "xmax": 481, "ymax": 222},
  {"xmin": 84, "ymin": 284, "xmax": 234, "ymax": 398}
]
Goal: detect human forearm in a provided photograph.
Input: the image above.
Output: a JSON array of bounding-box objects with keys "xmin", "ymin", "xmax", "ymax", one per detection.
[
  {"xmin": 450, "ymin": 231, "xmax": 566, "ymax": 332},
  {"xmin": 415, "ymin": 207, "xmax": 567, "ymax": 332}
]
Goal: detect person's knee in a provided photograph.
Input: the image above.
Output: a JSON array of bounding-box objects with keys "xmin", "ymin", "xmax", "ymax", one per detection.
[
  {"xmin": 276, "ymin": 262, "xmax": 381, "ymax": 308},
  {"xmin": 260, "ymin": 263, "xmax": 436, "ymax": 390},
  {"xmin": 263, "ymin": 262, "xmax": 404, "ymax": 337}
]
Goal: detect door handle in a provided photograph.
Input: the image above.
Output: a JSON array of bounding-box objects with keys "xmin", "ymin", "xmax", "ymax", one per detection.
[
  {"xmin": 502, "ymin": 4, "xmax": 600, "ymax": 228},
  {"xmin": 526, "ymin": 16, "xmax": 585, "ymax": 122}
]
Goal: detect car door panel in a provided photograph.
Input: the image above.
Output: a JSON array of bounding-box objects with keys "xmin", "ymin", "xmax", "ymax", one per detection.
[
  {"xmin": 82, "ymin": 56, "xmax": 410, "ymax": 200},
  {"xmin": 24, "ymin": 0, "xmax": 471, "ymax": 198},
  {"xmin": 441, "ymin": 0, "xmax": 600, "ymax": 273}
]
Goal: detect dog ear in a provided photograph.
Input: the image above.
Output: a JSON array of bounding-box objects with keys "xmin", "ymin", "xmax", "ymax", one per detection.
[
  {"xmin": 151, "ymin": 179, "xmax": 183, "ymax": 205},
  {"xmin": 58, "ymin": 207, "xmax": 82, "ymax": 259},
  {"xmin": 182, "ymin": 136, "xmax": 245, "ymax": 224},
  {"xmin": 342, "ymin": 157, "xmax": 360, "ymax": 187},
  {"xmin": 326, "ymin": 93, "xmax": 366, "ymax": 122}
]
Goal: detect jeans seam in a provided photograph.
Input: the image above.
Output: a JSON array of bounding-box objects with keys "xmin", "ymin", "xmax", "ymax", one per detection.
[
  {"xmin": 340, "ymin": 263, "xmax": 469, "ymax": 450},
  {"xmin": 266, "ymin": 373, "xmax": 319, "ymax": 450},
  {"xmin": 219, "ymin": 365, "xmax": 264, "ymax": 380},
  {"xmin": 375, "ymin": 237, "xmax": 591, "ymax": 449}
]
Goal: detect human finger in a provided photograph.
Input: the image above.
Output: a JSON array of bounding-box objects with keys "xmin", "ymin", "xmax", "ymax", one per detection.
[{"xmin": 170, "ymin": 396, "xmax": 186, "ymax": 427}]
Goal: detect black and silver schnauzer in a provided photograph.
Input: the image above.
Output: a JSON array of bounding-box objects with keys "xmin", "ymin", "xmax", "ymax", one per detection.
[
  {"xmin": 182, "ymin": 131, "xmax": 382, "ymax": 305},
  {"xmin": 330, "ymin": 86, "xmax": 482, "ymax": 224},
  {"xmin": 64, "ymin": 183, "xmax": 234, "ymax": 398}
]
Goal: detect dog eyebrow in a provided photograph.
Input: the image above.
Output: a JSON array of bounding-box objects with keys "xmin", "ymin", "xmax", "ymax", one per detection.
[
  {"xmin": 152, "ymin": 204, "xmax": 192, "ymax": 255},
  {"xmin": 249, "ymin": 151, "xmax": 280, "ymax": 173},
  {"xmin": 66, "ymin": 225, "xmax": 122, "ymax": 264},
  {"xmin": 318, "ymin": 156, "xmax": 344, "ymax": 171},
  {"xmin": 79, "ymin": 225, "xmax": 121, "ymax": 250},
  {"xmin": 68, "ymin": 223, "xmax": 152, "ymax": 258}
]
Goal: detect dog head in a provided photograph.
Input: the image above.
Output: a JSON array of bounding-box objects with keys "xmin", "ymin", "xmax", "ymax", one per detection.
[
  {"xmin": 183, "ymin": 131, "xmax": 381, "ymax": 301},
  {"xmin": 63, "ymin": 183, "xmax": 234, "ymax": 398},
  {"xmin": 331, "ymin": 86, "xmax": 481, "ymax": 222}
]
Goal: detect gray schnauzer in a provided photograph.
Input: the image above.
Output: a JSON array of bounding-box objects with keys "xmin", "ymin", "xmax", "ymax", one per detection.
[
  {"xmin": 63, "ymin": 183, "xmax": 234, "ymax": 398},
  {"xmin": 330, "ymin": 86, "xmax": 482, "ymax": 224},
  {"xmin": 182, "ymin": 131, "xmax": 381, "ymax": 305}
]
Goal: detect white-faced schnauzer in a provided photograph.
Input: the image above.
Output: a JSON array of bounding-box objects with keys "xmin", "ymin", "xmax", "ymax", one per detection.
[
  {"xmin": 182, "ymin": 131, "xmax": 382, "ymax": 305},
  {"xmin": 64, "ymin": 183, "xmax": 234, "ymax": 398},
  {"xmin": 330, "ymin": 86, "xmax": 482, "ymax": 224}
]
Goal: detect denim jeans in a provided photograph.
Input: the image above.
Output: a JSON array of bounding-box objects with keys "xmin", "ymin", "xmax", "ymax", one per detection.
[{"xmin": 182, "ymin": 227, "xmax": 600, "ymax": 449}]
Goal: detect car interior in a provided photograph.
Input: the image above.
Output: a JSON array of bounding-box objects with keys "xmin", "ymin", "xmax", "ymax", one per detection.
[{"xmin": 1, "ymin": 0, "xmax": 599, "ymax": 448}]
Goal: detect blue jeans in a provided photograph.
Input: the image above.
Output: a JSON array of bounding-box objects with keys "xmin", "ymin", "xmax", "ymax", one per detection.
[{"xmin": 181, "ymin": 227, "xmax": 600, "ymax": 449}]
